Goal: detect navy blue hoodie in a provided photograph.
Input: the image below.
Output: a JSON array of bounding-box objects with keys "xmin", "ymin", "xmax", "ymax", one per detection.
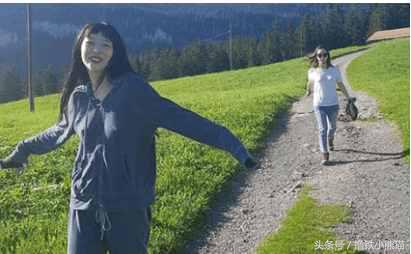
[{"xmin": 8, "ymin": 72, "xmax": 250, "ymax": 211}]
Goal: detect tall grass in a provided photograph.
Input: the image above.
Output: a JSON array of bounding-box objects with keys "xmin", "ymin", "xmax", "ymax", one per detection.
[{"xmin": 347, "ymin": 38, "xmax": 410, "ymax": 160}]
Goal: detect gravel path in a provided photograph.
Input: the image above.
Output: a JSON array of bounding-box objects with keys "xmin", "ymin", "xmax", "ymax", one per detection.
[
  {"xmin": 184, "ymin": 50, "xmax": 410, "ymax": 254},
  {"xmin": 310, "ymin": 50, "xmax": 410, "ymax": 254}
]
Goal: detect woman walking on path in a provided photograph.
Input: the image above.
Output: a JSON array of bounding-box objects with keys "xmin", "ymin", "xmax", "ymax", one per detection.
[
  {"xmin": 306, "ymin": 46, "xmax": 355, "ymax": 165},
  {"xmin": 0, "ymin": 22, "xmax": 257, "ymax": 254}
]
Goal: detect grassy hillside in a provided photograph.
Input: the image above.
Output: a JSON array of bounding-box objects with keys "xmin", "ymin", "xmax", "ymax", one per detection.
[
  {"xmin": 0, "ymin": 44, "xmax": 376, "ymax": 253},
  {"xmin": 0, "ymin": 57, "xmax": 308, "ymax": 253},
  {"xmin": 347, "ymin": 38, "xmax": 410, "ymax": 159}
]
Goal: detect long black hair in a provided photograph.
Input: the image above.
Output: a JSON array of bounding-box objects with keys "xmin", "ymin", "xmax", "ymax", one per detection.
[
  {"xmin": 59, "ymin": 22, "xmax": 135, "ymax": 120},
  {"xmin": 308, "ymin": 45, "xmax": 333, "ymax": 69}
]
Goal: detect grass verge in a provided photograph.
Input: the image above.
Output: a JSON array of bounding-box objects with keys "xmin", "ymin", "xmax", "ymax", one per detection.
[
  {"xmin": 347, "ymin": 38, "xmax": 410, "ymax": 160},
  {"xmin": 256, "ymin": 186, "xmax": 358, "ymax": 254}
]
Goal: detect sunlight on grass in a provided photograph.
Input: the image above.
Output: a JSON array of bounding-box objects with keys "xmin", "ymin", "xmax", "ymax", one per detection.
[
  {"xmin": 256, "ymin": 186, "xmax": 358, "ymax": 254},
  {"xmin": 347, "ymin": 38, "xmax": 410, "ymax": 160}
]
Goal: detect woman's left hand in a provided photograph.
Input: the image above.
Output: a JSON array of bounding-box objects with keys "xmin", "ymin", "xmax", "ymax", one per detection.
[
  {"xmin": 0, "ymin": 158, "xmax": 26, "ymax": 174},
  {"xmin": 244, "ymin": 157, "xmax": 258, "ymax": 170}
]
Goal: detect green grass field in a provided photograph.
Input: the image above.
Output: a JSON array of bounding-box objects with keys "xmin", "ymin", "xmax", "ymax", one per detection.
[
  {"xmin": 347, "ymin": 38, "xmax": 410, "ymax": 160},
  {"xmin": 0, "ymin": 55, "xmax": 308, "ymax": 253},
  {"xmin": 0, "ymin": 41, "xmax": 404, "ymax": 253},
  {"xmin": 256, "ymin": 186, "xmax": 356, "ymax": 254}
]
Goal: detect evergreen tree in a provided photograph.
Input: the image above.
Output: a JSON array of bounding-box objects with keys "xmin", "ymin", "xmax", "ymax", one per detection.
[
  {"xmin": 296, "ymin": 14, "xmax": 318, "ymax": 56},
  {"xmin": 33, "ymin": 74, "xmax": 45, "ymax": 96},
  {"xmin": 140, "ymin": 48, "xmax": 159, "ymax": 81},
  {"xmin": 256, "ymin": 33, "xmax": 271, "ymax": 65},
  {"xmin": 381, "ymin": 4, "xmax": 410, "ymax": 30},
  {"xmin": 269, "ymin": 20, "xmax": 284, "ymax": 63},
  {"xmin": 390, "ymin": 4, "xmax": 410, "ymax": 29},
  {"xmin": 246, "ymin": 38, "xmax": 259, "ymax": 67},
  {"xmin": 33, "ymin": 66, "xmax": 59, "ymax": 96},
  {"xmin": 232, "ymin": 38, "xmax": 249, "ymax": 69},
  {"xmin": 257, "ymin": 24, "xmax": 284, "ymax": 66},
  {"xmin": 206, "ymin": 43, "xmax": 229, "ymax": 73},
  {"xmin": 42, "ymin": 66, "xmax": 60, "ymax": 94},
  {"xmin": 121, "ymin": 4, "xmax": 409, "ymax": 82},
  {"xmin": 179, "ymin": 41, "xmax": 209, "ymax": 76},
  {"xmin": 344, "ymin": 7, "xmax": 368, "ymax": 45},
  {"xmin": 149, "ymin": 48, "xmax": 180, "ymax": 80},
  {"xmin": 129, "ymin": 55, "xmax": 143, "ymax": 77},
  {"xmin": 319, "ymin": 5, "xmax": 348, "ymax": 49},
  {"xmin": 0, "ymin": 68, "xmax": 25, "ymax": 103},
  {"xmin": 279, "ymin": 22, "xmax": 298, "ymax": 60},
  {"xmin": 368, "ymin": 5, "xmax": 386, "ymax": 36}
]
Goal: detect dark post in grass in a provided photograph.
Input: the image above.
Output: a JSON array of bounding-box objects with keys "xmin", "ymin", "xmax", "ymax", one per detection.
[
  {"xmin": 229, "ymin": 21, "xmax": 233, "ymax": 70},
  {"xmin": 27, "ymin": 4, "xmax": 35, "ymax": 112}
]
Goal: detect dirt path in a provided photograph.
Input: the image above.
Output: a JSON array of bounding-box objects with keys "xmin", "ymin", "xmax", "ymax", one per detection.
[
  {"xmin": 310, "ymin": 51, "xmax": 410, "ymax": 253},
  {"xmin": 184, "ymin": 50, "xmax": 410, "ymax": 254}
]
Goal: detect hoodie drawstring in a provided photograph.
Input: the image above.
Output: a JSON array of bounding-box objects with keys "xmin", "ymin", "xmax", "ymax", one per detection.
[
  {"xmin": 82, "ymin": 99, "xmax": 91, "ymax": 163},
  {"xmin": 83, "ymin": 84, "xmax": 113, "ymax": 241},
  {"xmin": 95, "ymin": 207, "xmax": 112, "ymax": 240}
]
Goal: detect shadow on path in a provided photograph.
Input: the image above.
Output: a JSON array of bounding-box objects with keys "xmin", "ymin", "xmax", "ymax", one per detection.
[{"xmin": 328, "ymin": 148, "xmax": 409, "ymax": 165}]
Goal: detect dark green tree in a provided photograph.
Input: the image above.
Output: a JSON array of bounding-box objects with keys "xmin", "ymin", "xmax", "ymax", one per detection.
[
  {"xmin": 390, "ymin": 4, "xmax": 410, "ymax": 29},
  {"xmin": 206, "ymin": 43, "xmax": 229, "ymax": 73},
  {"xmin": 344, "ymin": 7, "xmax": 368, "ymax": 45},
  {"xmin": 42, "ymin": 66, "xmax": 60, "ymax": 95},
  {"xmin": 130, "ymin": 55, "xmax": 143, "ymax": 77},
  {"xmin": 33, "ymin": 74, "xmax": 45, "ymax": 96},
  {"xmin": 368, "ymin": 5, "xmax": 386, "ymax": 36},
  {"xmin": 255, "ymin": 19, "xmax": 284, "ymax": 65},
  {"xmin": 232, "ymin": 37, "xmax": 249, "ymax": 69},
  {"xmin": 295, "ymin": 14, "xmax": 318, "ymax": 56},
  {"xmin": 0, "ymin": 68, "xmax": 25, "ymax": 103},
  {"xmin": 149, "ymin": 48, "xmax": 180, "ymax": 80},
  {"xmin": 319, "ymin": 5, "xmax": 348, "ymax": 49},
  {"xmin": 246, "ymin": 38, "xmax": 259, "ymax": 67},
  {"xmin": 33, "ymin": 66, "xmax": 60, "ymax": 96},
  {"xmin": 179, "ymin": 41, "xmax": 208, "ymax": 76}
]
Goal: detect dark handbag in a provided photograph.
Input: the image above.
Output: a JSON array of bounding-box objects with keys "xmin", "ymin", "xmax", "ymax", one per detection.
[{"xmin": 345, "ymin": 98, "xmax": 358, "ymax": 121}]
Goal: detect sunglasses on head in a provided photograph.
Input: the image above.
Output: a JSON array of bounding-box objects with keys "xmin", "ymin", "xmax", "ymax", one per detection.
[{"xmin": 317, "ymin": 53, "xmax": 328, "ymax": 58}]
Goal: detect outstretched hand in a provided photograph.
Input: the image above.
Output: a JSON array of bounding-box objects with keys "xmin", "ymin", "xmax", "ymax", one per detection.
[
  {"xmin": 244, "ymin": 156, "xmax": 259, "ymax": 170},
  {"xmin": 0, "ymin": 159, "xmax": 26, "ymax": 174}
]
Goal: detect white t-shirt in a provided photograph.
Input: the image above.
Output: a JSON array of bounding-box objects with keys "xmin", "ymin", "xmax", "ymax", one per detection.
[{"xmin": 308, "ymin": 66, "xmax": 342, "ymax": 107}]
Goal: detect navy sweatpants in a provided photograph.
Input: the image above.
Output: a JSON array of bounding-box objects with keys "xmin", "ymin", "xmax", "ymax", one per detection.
[{"xmin": 67, "ymin": 207, "xmax": 151, "ymax": 254}]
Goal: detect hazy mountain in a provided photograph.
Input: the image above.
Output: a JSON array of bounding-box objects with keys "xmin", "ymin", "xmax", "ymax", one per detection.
[{"xmin": 0, "ymin": 3, "xmax": 368, "ymax": 74}]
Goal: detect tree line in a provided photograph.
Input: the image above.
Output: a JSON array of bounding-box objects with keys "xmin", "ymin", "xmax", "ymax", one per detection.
[
  {"xmin": 0, "ymin": 4, "xmax": 408, "ymax": 104},
  {"xmin": 131, "ymin": 4, "xmax": 409, "ymax": 81},
  {"xmin": 0, "ymin": 66, "xmax": 63, "ymax": 104}
]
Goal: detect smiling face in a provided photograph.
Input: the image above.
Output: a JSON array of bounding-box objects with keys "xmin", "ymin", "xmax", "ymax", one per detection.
[
  {"xmin": 81, "ymin": 32, "xmax": 113, "ymax": 75},
  {"xmin": 316, "ymin": 49, "xmax": 328, "ymax": 66}
]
